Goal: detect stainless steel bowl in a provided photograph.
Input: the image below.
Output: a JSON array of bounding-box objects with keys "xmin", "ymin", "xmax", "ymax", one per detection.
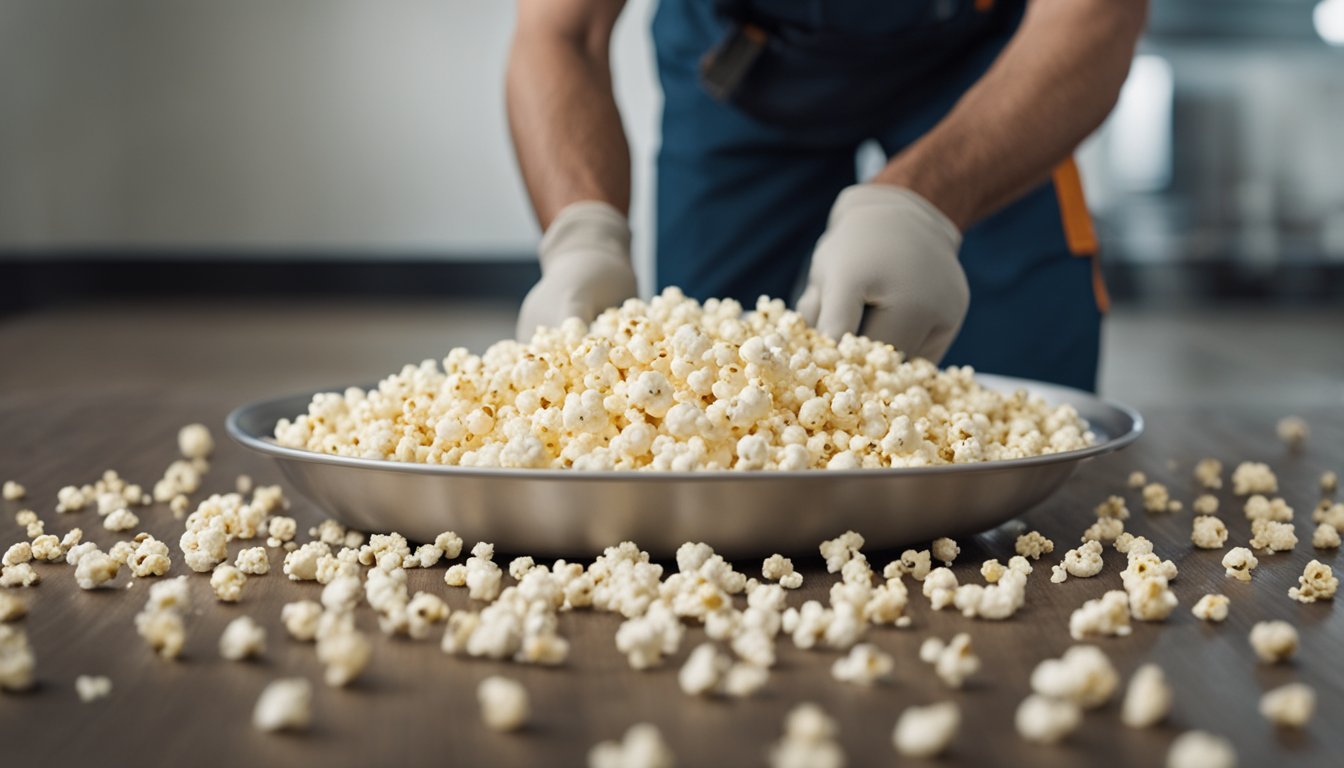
[{"xmin": 226, "ymin": 374, "xmax": 1142, "ymax": 558}]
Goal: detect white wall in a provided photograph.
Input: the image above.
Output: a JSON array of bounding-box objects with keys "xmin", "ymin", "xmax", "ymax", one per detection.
[{"xmin": 0, "ymin": 0, "xmax": 662, "ymax": 273}]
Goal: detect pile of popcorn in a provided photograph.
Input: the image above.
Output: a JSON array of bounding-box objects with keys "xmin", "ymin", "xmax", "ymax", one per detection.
[{"xmin": 274, "ymin": 289, "xmax": 1093, "ymax": 471}]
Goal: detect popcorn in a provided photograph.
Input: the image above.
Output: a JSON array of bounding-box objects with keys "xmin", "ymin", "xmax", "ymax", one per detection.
[
  {"xmin": 75, "ymin": 550, "xmax": 120, "ymax": 589},
  {"xmin": 1015, "ymin": 531, "xmax": 1054, "ymax": 560},
  {"xmin": 25, "ymin": 520, "xmax": 43, "ymax": 539},
  {"xmin": 219, "ymin": 616, "xmax": 266, "ymax": 661},
  {"xmin": 266, "ymin": 516, "xmax": 297, "ymax": 547},
  {"xmin": 1050, "ymin": 540, "xmax": 1104, "ymax": 583},
  {"xmin": 135, "ymin": 607, "xmax": 186, "ymax": 660},
  {"xmin": 590, "ymin": 723, "xmax": 676, "ymax": 768},
  {"xmin": 830, "ymin": 642, "xmax": 894, "ymax": 687},
  {"xmin": 1015, "ymin": 694, "xmax": 1081, "ymax": 744},
  {"xmin": 179, "ymin": 519, "xmax": 228, "ymax": 573},
  {"xmin": 478, "ymin": 676, "xmax": 530, "ymax": 732},
  {"xmin": 1193, "ymin": 458, "xmax": 1222, "ymax": 490},
  {"xmin": 406, "ymin": 591, "xmax": 450, "ymax": 639},
  {"xmin": 435, "ymin": 531, "xmax": 464, "ymax": 559},
  {"xmin": 276, "ymin": 291, "xmax": 1092, "ymax": 471},
  {"xmin": 1287, "ymin": 559, "xmax": 1337, "ymax": 603},
  {"xmin": 0, "ymin": 563, "xmax": 40, "ymax": 588},
  {"xmin": 1030, "ymin": 645, "xmax": 1117, "ymax": 709},
  {"xmin": 1322, "ymin": 470, "xmax": 1339, "ymax": 495},
  {"xmin": 102, "ymin": 508, "xmax": 138, "ymax": 532},
  {"xmin": 56, "ymin": 485, "xmax": 89, "ymax": 513},
  {"xmin": 1121, "ymin": 664, "xmax": 1171, "ymax": 728},
  {"xmin": 235, "ymin": 547, "xmax": 270, "ymax": 575},
  {"xmin": 918, "ymin": 633, "xmax": 979, "ymax": 688},
  {"xmin": 1193, "ymin": 494, "xmax": 1219, "ymax": 515},
  {"xmin": 1249, "ymin": 519, "xmax": 1296, "ymax": 554},
  {"xmin": 1312, "ymin": 522, "xmax": 1341, "ymax": 549},
  {"xmin": 316, "ymin": 630, "xmax": 372, "ymax": 686},
  {"xmin": 884, "ymin": 549, "xmax": 932, "ymax": 580},
  {"xmin": 1231, "ymin": 461, "xmax": 1277, "ymax": 495},
  {"xmin": 283, "ymin": 541, "xmax": 330, "ymax": 581},
  {"xmin": 2, "ymin": 481, "xmax": 25, "ymax": 501},
  {"xmin": 1142, "ymin": 483, "xmax": 1179, "ymax": 514},
  {"xmin": 721, "ymin": 662, "xmax": 769, "ymax": 697},
  {"xmin": 1128, "ymin": 577, "xmax": 1177, "ymax": 621},
  {"xmin": 210, "ymin": 564, "xmax": 247, "ymax": 602},
  {"xmin": 2, "ymin": 542, "xmax": 30, "ymax": 567},
  {"xmin": 178, "ymin": 423, "xmax": 214, "ymax": 459},
  {"xmin": 14, "ymin": 509, "xmax": 37, "ymax": 526},
  {"xmin": 252, "ymin": 678, "xmax": 312, "ymax": 732},
  {"xmin": 762, "ymin": 554, "xmax": 802, "ymax": 589},
  {"xmin": 922, "ymin": 567, "xmax": 959, "ymax": 609},
  {"xmin": 1248, "ymin": 620, "xmax": 1297, "ymax": 663},
  {"xmin": 31, "ymin": 534, "xmax": 63, "ymax": 561},
  {"xmin": 0, "ymin": 625, "xmax": 36, "ymax": 691},
  {"xmin": 1167, "ymin": 731, "xmax": 1237, "ymax": 768},
  {"xmin": 1244, "ymin": 495, "xmax": 1292, "ymax": 522},
  {"xmin": 1259, "ymin": 683, "xmax": 1314, "ymax": 728},
  {"xmin": 281, "ymin": 600, "xmax": 323, "ymax": 642},
  {"xmin": 0, "ymin": 593, "xmax": 27, "ymax": 621},
  {"xmin": 75, "ymin": 675, "xmax": 112, "ymax": 703},
  {"xmin": 1127, "ymin": 470, "xmax": 1147, "ymax": 488},
  {"xmin": 1313, "ymin": 500, "xmax": 1344, "ymax": 531},
  {"xmin": 820, "ymin": 531, "xmax": 864, "ymax": 573},
  {"xmin": 931, "ymin": 537, "xmax": 959, "ymax": 565},
  {"xmin": 1190, "ymin": 516, "xmax": 1228, "ymax": 549},
  {"xmin": 1191, "ymin": 594, "xmax": 1229, "ymax": 622},
  {"xmin": 1069, "ymin": 590, "xmax": 1131, "ymax": 640},
  {"xmin": 1221, "ymin": 547, "xmax": 1258, "ymax": 581},
  {"xmin": 1276, "ymin": 416, "xmax": 1308, "ymax": 451},
  {"xmin": 892, "ymin": 701, "xmax": 959, "ymax": 758},
  {"xmin": 1082, "ymin": 517, "xmax": 1124, "ymax": 544},
  {"xmin": 614, "ymin": 602, "xmax": 683, "ymax": 669},
  {"xmin": 768, "ymin": 704, "xmax": 844, "ymax": 768},
  {"xmin": 980, "ymin": 559, "xmax": 1006, "ymax": 583},
  {"xmin": 679, "ymin": 643, "xmax": 731, "ymax": 695}
]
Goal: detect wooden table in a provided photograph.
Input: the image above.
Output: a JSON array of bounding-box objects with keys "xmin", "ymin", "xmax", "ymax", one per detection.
[{"xmin": 1, "ymin": 313, "xmax": 1340, "ymax": 767}]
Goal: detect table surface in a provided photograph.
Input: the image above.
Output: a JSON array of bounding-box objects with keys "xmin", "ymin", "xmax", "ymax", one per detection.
[{"xmin": 1, "ymin": 306, "xmax": 1341, "ymax": 768}]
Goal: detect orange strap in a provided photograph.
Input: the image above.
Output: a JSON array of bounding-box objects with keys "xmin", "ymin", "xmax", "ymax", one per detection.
[
  {"xmin": 975, "ymin": 0, "xmax": 995, "ymax": 10},
  {"xmin": 1051, "ymin": 157, "xmax": 1109, "ymax": 314}
]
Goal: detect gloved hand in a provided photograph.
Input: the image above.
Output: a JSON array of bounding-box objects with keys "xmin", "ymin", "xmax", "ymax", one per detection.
[
  {"xmin": 797, "ymin": 184, "xmax": 969, "ymax": 363},
  {"xmin": 516, "ymin": 201, "xmax": 639, "ymax": 340}
]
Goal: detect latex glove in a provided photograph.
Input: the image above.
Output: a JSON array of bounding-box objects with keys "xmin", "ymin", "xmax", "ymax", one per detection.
[
  {"xmin": 797, "ymin": 184, "xmax": 969, "ymax": 363},
  {"xmin": 516, "ymin": 201, "xmax": 638, "ymax": 340}
]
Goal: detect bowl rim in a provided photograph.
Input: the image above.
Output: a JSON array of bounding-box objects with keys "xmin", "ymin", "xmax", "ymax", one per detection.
[{"xmin": 226, "ymin": 373, "xmax": 1143, "ymax": 483}]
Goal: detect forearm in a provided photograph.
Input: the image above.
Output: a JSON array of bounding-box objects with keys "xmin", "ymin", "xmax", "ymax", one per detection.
[
  {"xmin": 507, "ymin": 0, "xmax": 631, "ymax": 230},
  {"xmin": 875, "ymin": 0, "xmax": 1148, "ymax": 230}
]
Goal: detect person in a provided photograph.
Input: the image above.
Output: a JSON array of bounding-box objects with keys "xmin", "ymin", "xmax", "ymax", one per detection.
[{"xmin": 507, "ymin": 0, "xmax": 1148, "ymax": 391}]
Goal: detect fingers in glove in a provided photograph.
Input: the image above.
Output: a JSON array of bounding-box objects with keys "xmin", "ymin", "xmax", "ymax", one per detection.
[
  {"xmin": 796, "ymin": 284, "xmax": 821, "ymax": 327},
  {"xmin": 814, "ymin": 282, "xmax": 865, "ymax": 341},
  {"xmin": 858, "ymin": 303, "xmax": 930, "ymax": 362}
]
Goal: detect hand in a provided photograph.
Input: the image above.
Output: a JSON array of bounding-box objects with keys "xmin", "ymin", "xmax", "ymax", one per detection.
[
  {"xmin": 516, "ymin": 201, "xmax": 639, "ymax": 340},
  {"xmin": 797, "ymin": 184, "xmax": 969, "ymax": 363}
]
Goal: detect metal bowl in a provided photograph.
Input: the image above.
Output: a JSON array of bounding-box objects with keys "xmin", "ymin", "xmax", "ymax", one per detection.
[{"xmin": 226, "ymin": 374, "xmax": 1142, "ymax": 558}]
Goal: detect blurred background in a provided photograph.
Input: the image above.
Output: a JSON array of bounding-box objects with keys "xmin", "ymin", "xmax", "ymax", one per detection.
[{"xmin": 2, "ymin": 0, "xmax": 1342, "ymax": 409}]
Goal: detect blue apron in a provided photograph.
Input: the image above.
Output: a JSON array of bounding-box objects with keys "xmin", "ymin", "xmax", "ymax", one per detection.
[{"xmin": 652, "ymin": 0, "xmax": 1106, "ymax": 391}]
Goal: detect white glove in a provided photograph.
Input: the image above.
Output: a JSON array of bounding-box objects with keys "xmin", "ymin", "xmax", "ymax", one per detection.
[
  {"xmin": 797, "ymin": 184, "xmax": 969, "ymax": 363},
  {"xmin": 516, "ymin": 201, "xmax": 638, "ymax": 340}
]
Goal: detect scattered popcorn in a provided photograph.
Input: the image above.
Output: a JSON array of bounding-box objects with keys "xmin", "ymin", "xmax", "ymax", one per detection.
[
  {"xmin": 1015, "ymin": 531, "xmax": 1054, "ymax": 560},
  {"xmin": 0, "ymin": 625, "xmax": 36, "ymax": 691},
  {"xmin": 679, "ymin": 643, "xmax": 731, "ymax": 695},
  {"xmin": 884, "ymin": 549, "xmax": 932, "ymax": 580},
  {"xmin": 1243, "ymin": 495, "xmax": 1292, "ymax": 522},
  {"xmin": 1322, "ymin": 470, "xmax": 1338, "ymax": 495},
  {"xmin": 1312, "ymin": 522, "xmax": 1341, "ymax": 549},
  {"xmin": 1, "ymin": 563, "xmax": 40, "ymax": 588},
  {"xmin": 919, "ymin": 633, "xmax": 980, "ymax": 688},
  {"xmin": 277, "ymin": 290, "xmax": 1093, "ymax": 471},
  {"xmin": 1015, "ymin": 694, "xmax": 1081, "ymax": 744},
  {"xmin": 892, "ymin": 701, "xmax": 959, "ymax": 759},
  {"xmin": 1313, "ymin": 500, "xmax": 1344, "ymax": 531},
  {"xmin": 406, "ymin": 591, "xmax": 450, "ymax": 639},
  {"xmin": 135, "ymin": 577, "xmax": 190, "ymax": 659},
  {"xmin": 317, "ymin": 630, "xmax": 372, "ymax": 687},
  {"xmin": 721, "ymin": 662, "xmax": 769, "ymax": 698},
  {"xmin": 1259, "ymin": 682, "xmax": 1314, "ymax": 729},
  {"xmin": 1275, "ymin": 416, "xmax": 1308, "ymax": 451},
  {"xmin": 169, "ymin": 495, "xmax": 189, "ymax": 518},
  {"xmin": 219, "ymin": 616, "xmax": 267, "ymax": 661},
  {"xmin": 1095, "ymin": 495, "xmax": 1130, "ymax": 520},
  {"xmin": 1127, "ymin": 470, "xmax": 1147, "ymax": 488},
  {"xmin": 1288, "ymin": 559, "xmax": 1337, "ymax": 603},
  {"xmin": 477, "ymin": 676, "xmax": 530, "ymax": 732},
  {"xmin": 1121, "ymin": 664, "xmax": 1171, "ymax": 728},
  {"xmin": 1031, "ymin": 645, "xmax": 1117, "ymax": 709},
  {"xmin": 75, "ymin": 550, "xmax": 120, "ymax": 589},
  {"xmin": 128, "ymin": 534, "xmax": 171, "ymax": 578},
  {"xmin": 931, "ymin": 537, "xmax": 959, "ymax": 566},
  {"xmin": 75, "ymin": 674, "xmax": 112, "ymax": 702},
  {"xmin": 1193, "ymin": 494, "xmax": 1219, "ymax": 515},
  {"xmin": 831, "ymin": 642, "xmax": 894, "ymax": 687},
  {"xmin": 1128, "ymin": 577, "xmax": 1178, "ymax": 621},
  {"xmin": 102, "ymin": 508, "xmax": 138, "ymax": 532},
  {"xmin": 252, "ymin": 678, "xmax": 312, "ymax": 733},
  {"xmin": 56, "ymin": 485, "xmax": 89, "ymax": 513},
  {"xmin": 1249, "ymin": 519, "xmax": 1296, "ymax": 554},
  {"xmin": 25, "ymin": 520, "xmax": 43, "ymax": 539},
  {"xmin": 266, "ymin": 516, "xmax": 297, "ymax": 547},
  {"xmin": 443, "ymin": 564, "xmax": 467, "ymax": 587},
  {"xmin": 281, "ymin": 600, "xmax": 323, "ymax": 642},
  {"xmin": 980, "ymin": 559, "xmax": 1006, "ymax": 583},
  {"xmin": 178, "ymin": 423, "xmax": 215, "ymax": 460},
  {"xmin": 1193, "ymin": 458, "xmax": 1223, "ymax": 490},
  {"xmin": 1167, "ymin": 731, "xmax": 1237, "ymax": 768},
  {"xmin": 1231, "ymin": 461, "xmax": 1277, "ymax": 496},
  {"xmin": 768, "ymin": 703, "xmax": 844, "ymax": 768},
  {"xmin": 179, "ymin": 519, "xmax": 228, "ymax": 573},
  {"xmin": 30, "ymin": 534, "xmax": 63, "ymax": 561},
  {"xmin": 1, "ymin": 481, "xmax": 24, "ymax": 501},
  {"xmin": 1069, "ymin": 590, "xmax": 1131, "ymax": 640},
  {"xmin": 1221, "ymin": 547, "xmax": 1259, "ymax": 581},
  {"xmin": 1248, "ymin": 620, "xmax": 1298, "ymax": 663},
  {"xmin": 210, "ymin": 564, "xmax": 247, "ymax": 602},
  {"xmin": 283, "ymin": 541, "xmax": 330, "ymax": 581},
  {"xmin": 235, "ymin": 547, "xmax": 270, "ymax": 575},
  {"xmin": 1081, "ymin": 517, "xmax": 1124, "ymax": 544},
  {"xmin": 0, "ymin": 593, "xmax": 26, "ymax": 621},
  {"xmin": 1191, "ymin": 594, "xmax": 1229, "ymax": 622},
  {"xmin": 1142, "ymin": 483, "xmax": 1179, "ymax": 514},
  {"xmin": 14, "ymin": 509, "xmax": 37, "ymax": 526},
  {"xmin": 820, "ymin": 531, "xmax": 864, "ymax": 573},
  {"xmin": 1050, "ymin": 540, "xmax": 1104, "ymax": 583},
  {"xmin": 762, "ymin": 554, "xmax": 802, "ymax": 589},
  {"xmin": 2, "ymin": 542, "xmax": 30, "ymax": 567},
  {"xmin": 591, "ymin": 723, "xmax": 676, "ymax": 768},
  {"xmin": 1191, "ymin": 516, "xmax": 1228, "ymax": 549}
]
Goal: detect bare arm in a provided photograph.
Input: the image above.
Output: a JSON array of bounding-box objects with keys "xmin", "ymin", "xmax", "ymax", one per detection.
[
  {"xmin": 874, "ymin": 0, "xmax": 1149, "ymax": 230},
  {"xmin": 507, "ymin": 0, "xmax": 630, "ymax": 230}
]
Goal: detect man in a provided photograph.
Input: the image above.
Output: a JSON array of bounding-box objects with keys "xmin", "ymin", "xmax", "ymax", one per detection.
[{"xmin": 508, "ymin": 0, "xmax": 1147, "ymax": 391}]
